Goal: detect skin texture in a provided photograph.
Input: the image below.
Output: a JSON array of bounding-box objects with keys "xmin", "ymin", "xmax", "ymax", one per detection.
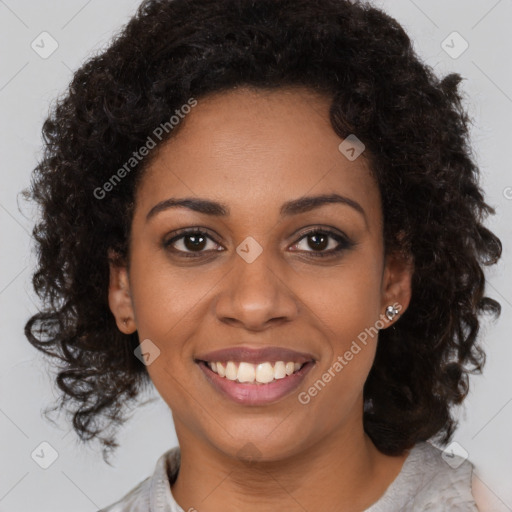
[
  {"xmin": 108, "ymin": 86, "xmax": 414, "ymax": 511},
  {"xmin": 472, "ymin": 475, "xmax": 509, "ymax": 512}
]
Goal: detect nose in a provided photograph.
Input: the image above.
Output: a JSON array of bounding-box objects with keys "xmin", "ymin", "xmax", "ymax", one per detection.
[{"xmin": 213, "ymin": 244, "xmax": 299, "ymax": 331}]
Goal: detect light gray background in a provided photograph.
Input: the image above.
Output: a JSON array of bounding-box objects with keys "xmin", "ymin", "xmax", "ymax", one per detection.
[{"xmin": 1, "ymin": 1, "xmax": 511, "ymax": 510}]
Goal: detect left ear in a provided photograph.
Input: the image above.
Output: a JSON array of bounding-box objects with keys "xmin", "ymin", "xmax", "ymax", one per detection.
[{"xmin": 380, "ymin": 249, "xmax": 414, "ymax": 328}]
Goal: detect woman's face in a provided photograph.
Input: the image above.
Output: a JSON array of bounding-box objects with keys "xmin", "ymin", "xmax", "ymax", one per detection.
[{"xmin": 109, "ymin": 87, "xmax": 412, "ymax": 461}]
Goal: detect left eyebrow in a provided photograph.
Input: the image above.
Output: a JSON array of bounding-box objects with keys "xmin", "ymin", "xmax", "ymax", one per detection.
[{"xmin": 146, "ymin": 193, "xmax": 367, "ymax": 227}]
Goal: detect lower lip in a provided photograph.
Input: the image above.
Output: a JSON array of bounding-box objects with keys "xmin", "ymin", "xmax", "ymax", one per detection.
[{"xmin": 197, "ymin": 361, "xmax": 315, "ymax": 406}]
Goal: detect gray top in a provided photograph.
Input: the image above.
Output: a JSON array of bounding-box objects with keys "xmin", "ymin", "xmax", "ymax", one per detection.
[{"xmin": 98, "ymin": 441, "xmax": 478, "ymax": 511}]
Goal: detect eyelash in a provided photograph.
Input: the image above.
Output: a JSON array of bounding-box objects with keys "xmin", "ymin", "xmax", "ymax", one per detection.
[{"xmin": 163, "ymin": 227, "xmax": 354, "ymax": 259}]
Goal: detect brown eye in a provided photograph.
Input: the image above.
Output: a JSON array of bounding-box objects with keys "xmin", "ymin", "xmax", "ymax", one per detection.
[
  {"xmin": 182, "ymin": 233, "xmax": 207, "ymax": 251},
  {"xmin": 163, "ymin": 229, "xmax": 222, "ymax": 257},
  {"xmin": 305, "ymin": 232, "xmax": 329, "ymax": 251},
  {"xmin": 290, "ymin": 229, "xmax": 354, "ymax": 258}
]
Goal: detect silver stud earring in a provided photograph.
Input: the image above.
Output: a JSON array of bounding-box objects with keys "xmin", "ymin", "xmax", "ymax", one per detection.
[{"xmin": 385, "ymin": 305, "xmax": 400, "ymax": 321}]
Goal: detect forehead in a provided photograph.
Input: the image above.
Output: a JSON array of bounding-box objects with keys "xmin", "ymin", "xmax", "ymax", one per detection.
[{"xmin": 135, "ymin": 86, "xmax": 381, "ymax": 230}]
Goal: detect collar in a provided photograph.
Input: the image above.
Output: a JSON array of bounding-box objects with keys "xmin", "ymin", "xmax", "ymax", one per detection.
[{"xmin": 149, "ymin": 446, "xmax": 182, "ymax": 512}]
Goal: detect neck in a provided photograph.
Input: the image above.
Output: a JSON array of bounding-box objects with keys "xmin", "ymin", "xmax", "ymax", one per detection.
[{"xmin": 170, "ymin": 410, "xmax": 408, "ymax": 512}]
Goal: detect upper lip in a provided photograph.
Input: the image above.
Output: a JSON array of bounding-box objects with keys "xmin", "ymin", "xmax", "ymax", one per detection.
[{"xmin": 195, "ymin": 346, "xmax": 316, "ymax": 365}]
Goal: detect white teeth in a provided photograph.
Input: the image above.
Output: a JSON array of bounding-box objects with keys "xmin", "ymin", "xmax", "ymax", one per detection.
[
  {"xmin": 206, "ymin": 360, "xmax": 306, "ymax": 384},
  {"xmin": 225, "ymin": 361, "xmax": 238, "ymax": 380},
  {"xmin": 255, "ymin": 362, "xmax": 274, "ymax": 383},
  {"xmin": 217, "ymin": 362, "xmax": 226, "ymax": 377},
  {"xmin": 237, "ymin": 362, "xmax": 256, "ymax": 382},
  {"xmin": 273, "ymin": 361, "xmax": 287, "ymax": 379}
]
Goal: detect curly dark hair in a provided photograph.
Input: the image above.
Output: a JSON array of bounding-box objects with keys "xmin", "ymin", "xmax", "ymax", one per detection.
[{"xmin": 23, "ymin": 0, "xmax": 502, "ymax": 463}]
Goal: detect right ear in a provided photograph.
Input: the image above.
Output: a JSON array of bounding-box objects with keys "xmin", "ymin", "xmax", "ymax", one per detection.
[{"xmin": 108, "ymin": 249, "xmax": 137, "ymax": 334}]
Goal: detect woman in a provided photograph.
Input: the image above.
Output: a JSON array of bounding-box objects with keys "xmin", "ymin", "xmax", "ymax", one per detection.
[{"xmin": 23, "ymin": 0, "xmax": 503, "ymax": 510}]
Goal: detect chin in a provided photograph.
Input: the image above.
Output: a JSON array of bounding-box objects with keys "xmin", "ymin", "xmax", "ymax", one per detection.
[{"xmin": 205, "ymin": 422, "xmax": 314, "ymax": 464}]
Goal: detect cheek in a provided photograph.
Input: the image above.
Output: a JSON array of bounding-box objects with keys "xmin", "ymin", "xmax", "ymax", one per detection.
[
  {"xmin": 295, "ymin": 252, "xmax": 383, "ymax": 345},
  {"xmin": 129, "ymin": 250, "xmax": 216, "ymax": 343},
  {"xmin": 296, "ymin": 272, "xmax": 381, "ymax": 430},
  {"xmin": 294, "ymin": 251, "xmax": 382, "ymax": 399},
  {"xmin": 124, "ymin": 255, "xmax": 207, "ymax": 396}
]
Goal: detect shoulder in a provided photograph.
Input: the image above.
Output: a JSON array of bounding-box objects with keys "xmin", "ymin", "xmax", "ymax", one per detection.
[
  {"xmin": 368, "ymin": 441, "xmax": 480, "ymax": 511},
  {"xmin": 401, "ymin": 442, "xmax": 479, "ymax": 511},
  {"xmin": 97, "ymin": 476, "xmax": 151, "ymax": 512},
  {"xmin": 97, "ymin": 446, "xmax": 180, "ymax": 512}
]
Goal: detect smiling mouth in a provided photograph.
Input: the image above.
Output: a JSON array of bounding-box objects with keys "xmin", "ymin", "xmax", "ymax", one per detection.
[
  {"xmin": 196, "ymin": 358, "xmax": 315, "ymax": 405},
  {"xmin": 194, "ymin": 345, "xmax": 316, "ymax": 404},
  {"xmin": 196, "ymin": 360, "xmax": 309, "ymax": 385}
]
